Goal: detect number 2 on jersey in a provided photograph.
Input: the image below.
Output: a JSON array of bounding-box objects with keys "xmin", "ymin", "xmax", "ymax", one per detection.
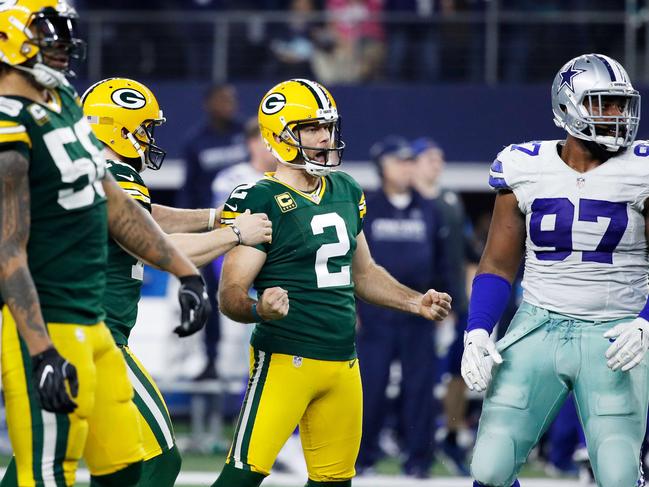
[
  {"xmin": 529, "ymin": 197, "xmax": 628, "ymax": 264},
  {"xmin": 311, "ymin": 212, "xmax": 351, "ymax": 288}
]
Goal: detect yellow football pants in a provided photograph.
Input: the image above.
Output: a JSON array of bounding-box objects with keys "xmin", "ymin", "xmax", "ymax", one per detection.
[
  {"xmin": 120, "ymin": 345, "xmax": 175, "ymax": 461},
  {"xmin": 226, "ymin": 348, "xmax": 363, "ymax": 482},
  {"xmin": 1, "ymin": 307, "xmax": 144, "ymax": 487}
]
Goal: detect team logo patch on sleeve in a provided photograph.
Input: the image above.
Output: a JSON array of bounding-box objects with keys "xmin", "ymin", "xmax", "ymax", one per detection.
[
  {"xmin": 275, "ymin": 192, "xmax": 297, "ymax": 213},
  {"xmin": 27, "ymin": 104, "xmax": 50, "ymax": 126}
]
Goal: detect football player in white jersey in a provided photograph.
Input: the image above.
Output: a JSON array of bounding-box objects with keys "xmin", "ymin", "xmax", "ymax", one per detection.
[{"xmin": 462, "ymin": 53, "xmax": 649, "ymax": 487}]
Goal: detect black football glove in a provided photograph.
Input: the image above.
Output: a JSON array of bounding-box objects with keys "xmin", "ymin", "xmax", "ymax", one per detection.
[
  {"xmin": 31, "ymin": 347, "xmax": 78, "ymax": 414},
  {"xmin": 174, "ymin": 275, "xmax": 211, "ymax": 337}
]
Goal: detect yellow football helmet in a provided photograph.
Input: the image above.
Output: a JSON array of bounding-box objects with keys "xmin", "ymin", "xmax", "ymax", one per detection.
[
  {"xmin": 81, "ymin": 78, "xmax": 166, "ymax": 171},
  {"xmin": 258, "ymin": 78, "xmax": 345, "ymax": 176},
  {"xmin": 0, "ymin": 0, "xmax": 85, "ymax": 84}
]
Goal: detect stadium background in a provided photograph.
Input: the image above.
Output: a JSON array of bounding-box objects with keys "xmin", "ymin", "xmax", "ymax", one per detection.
[{"xmin": 2, "ymin": 1, "xmax": 646, "ymax": 486}]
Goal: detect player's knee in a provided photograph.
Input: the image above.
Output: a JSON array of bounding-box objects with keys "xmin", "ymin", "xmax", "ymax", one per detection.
[
  {"xmin": 471, "ymin": 433, "xmax": 518, "ymax": 487},
  {"xmin": 89, "ymin": 461, "xmax": 142, "ymax": 487},
  {"xmin": 166, "ymin": 445, "xmax": 182, "ymax": 476},
  {"xmin": 594, "ymin": 437, "xmax": 641, "ymax": 487},
  {"xmin": 211, "ymin": 462, "xmax": 265, "ymax": 487},
  {"xmin": 140, "ymin": 447, "xmax": 181, "ymax": 487}
]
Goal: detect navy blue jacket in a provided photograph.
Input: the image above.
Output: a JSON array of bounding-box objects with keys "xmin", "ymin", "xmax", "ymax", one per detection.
[
  {"xmin": 177, "ymin": 120, "xmax": 247, "ymax": 209},
  {"xmin": 358, "ymin": 189, "xmax": 451, "ymax": 324}
]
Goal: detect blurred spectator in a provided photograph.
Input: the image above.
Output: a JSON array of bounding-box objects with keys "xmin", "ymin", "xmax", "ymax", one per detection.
[
  {"xmin": 313, "ymin": 0, "xmax": 385, "ymax": 83},
  {"xmin": 383, "ymin": 0, "xmax": 439, "ymax": 81},
  {"xmin": 411, "ymin": 137, "xmax": 471, "ymax": 475},
  {"xmin": 178, "ymin": 83, "xmax": 247, "ymax": 380},
  {"xmin": 266, "ymin": 0, "xmax": 320, "ymax": 79},
  {"xmin": 356, "ymin": 136, "xmax": 449, "ymax": 479}
]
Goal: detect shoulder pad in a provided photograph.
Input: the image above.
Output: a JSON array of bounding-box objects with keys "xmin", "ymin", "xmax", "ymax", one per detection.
[
  {"xmin": 331, "ymin": 169, "xmax": 363, "ymax": 193},
  {"xmin": 221, "ymin": 180, "xmax": 272, "ymax": 219},
  {"xmin": 0, "ymin": 97, "xmax": 24, "ymax": 118},
  {"xmin": 489, "ymin": 141, "xmax": 547, "ymax": 192}
]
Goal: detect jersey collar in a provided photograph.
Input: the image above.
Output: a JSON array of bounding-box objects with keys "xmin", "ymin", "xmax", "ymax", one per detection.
[{"xmin": 264, "ymin": 172, "xmax": 327, "ymax": 204}]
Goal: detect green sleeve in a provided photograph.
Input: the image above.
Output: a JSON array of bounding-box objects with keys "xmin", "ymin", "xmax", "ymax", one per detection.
[
  {"xmin": 107, "ymin": 160, "xmax": 151, "ymax": 212},
  {"xmin": 220, "ymin": 182, "xmax": 272, "ymax": 252}
]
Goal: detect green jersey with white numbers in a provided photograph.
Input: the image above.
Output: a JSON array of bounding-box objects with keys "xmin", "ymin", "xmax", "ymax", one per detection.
[
  {"xmin": 221, "ymin": 170, "xmax": 366, "ymax": 361},
  {"xmin": 0, "ymin": 83, "xmax": 108, "ymax": 324},
  {"xmin": 104, "ymin": 160, "xmax": 151, "ymax": 345}
]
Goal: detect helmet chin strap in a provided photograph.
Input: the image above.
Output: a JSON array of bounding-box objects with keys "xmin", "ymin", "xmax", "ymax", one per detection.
[
  {"xmin": 126, "ymin": 132, "xmax": 147, "ymax": 172},
  {"xmin": 14, "ymin": 62, "xmax": 68, "ymax": 89}
]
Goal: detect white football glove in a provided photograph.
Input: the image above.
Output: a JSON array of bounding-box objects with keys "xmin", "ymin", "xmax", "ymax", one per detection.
[
  {"xmin": 604, "ymin": 317, "xmax": 649, "ymax": 372},
  {"xmin": 461, "ymin": 329, "xmax": 503, "ymax": 392}
]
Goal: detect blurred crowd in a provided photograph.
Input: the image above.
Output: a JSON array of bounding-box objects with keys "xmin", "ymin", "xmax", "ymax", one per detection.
[{"xmin": 72, "ymin": 0, "xmax": 631, "ymax": 83}]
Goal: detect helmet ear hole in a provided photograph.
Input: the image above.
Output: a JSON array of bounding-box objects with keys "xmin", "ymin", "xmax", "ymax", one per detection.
[
  {"xmin": 121, "ymin": 127, "xmax": 130, "ymax": 139},
  {"xmin": 559, "ymin": 104, "xmax": 567, "ymax": 114}
]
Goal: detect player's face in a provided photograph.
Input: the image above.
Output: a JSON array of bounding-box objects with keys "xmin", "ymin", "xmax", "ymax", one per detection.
[
  {"xmin": 585, "ymin": 95, "xmax": 630, "ymax": 137},
  {"xmin": 296, "ymin": 122, "xmax": 334, "ymax": 164},
  {"xmin": 28, "ymin": 13, "xmax": 84, "ymax": 72}
]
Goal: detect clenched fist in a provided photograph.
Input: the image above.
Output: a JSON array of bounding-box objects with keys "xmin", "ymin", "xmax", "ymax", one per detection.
[
  {"xmin": 419, "ymin": 289, "xmax": 452, "ymax": 321},
  {"xmin": 257, "ymin": 287, "xmax": 289, "ymax": 320},
  {"xmin": 234, "ymin": 210, "xmax": 272, "ymax": 246}
]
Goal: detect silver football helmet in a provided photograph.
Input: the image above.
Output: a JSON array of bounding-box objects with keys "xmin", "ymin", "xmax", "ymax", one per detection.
[{"xmin": 552, "ymin": 53, "xmax": 640, "ymax": 151}]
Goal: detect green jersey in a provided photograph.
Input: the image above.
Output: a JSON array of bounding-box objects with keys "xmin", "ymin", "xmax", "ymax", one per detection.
[
  {"xmin": 104, "ymin": 160, "xmax": 151, "ymax": 345},
  {"xmin": 0, "ymin": 84, "xmax": 107, "ymax": 324},
  {"xmin": 221, "ymin": 170, "xmax": 366, "ymax": 361}
]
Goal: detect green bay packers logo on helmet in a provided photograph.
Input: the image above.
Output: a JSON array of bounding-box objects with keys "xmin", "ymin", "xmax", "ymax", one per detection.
[
  {"xmin": 261, "ymin": 93, "xmax": 286, "ymax": 115},
  {"xmin": 111, "ymin": 88, "xmax": 147, "ymax": 110}
]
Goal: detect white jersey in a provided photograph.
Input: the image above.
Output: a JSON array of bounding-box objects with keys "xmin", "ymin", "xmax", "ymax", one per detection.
[
  {"xmin": 489, "ymin": 140, "xmax": 649, "ymax": 320},
  {"xmin": 212, "ymin": 162, "xmax": 264, "ymax": 207}
]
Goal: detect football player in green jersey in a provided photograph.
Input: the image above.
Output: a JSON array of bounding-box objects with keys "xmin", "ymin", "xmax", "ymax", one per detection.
[
  {"xmin": 0, "ymin": 2, "xmax": 210, "ymax": 486},
  {"xmin": 212, "ymin": 78, "xmax": 453, "ymax": 487},
  {"xmin": 82, "ymin": 77, "xmax": 272, "ymax": 487}
]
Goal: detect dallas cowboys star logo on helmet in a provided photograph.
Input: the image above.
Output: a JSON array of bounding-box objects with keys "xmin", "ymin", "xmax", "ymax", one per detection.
[{"xmin": 558, "ymin": 62, "xmax": 586, "ymax": 93}]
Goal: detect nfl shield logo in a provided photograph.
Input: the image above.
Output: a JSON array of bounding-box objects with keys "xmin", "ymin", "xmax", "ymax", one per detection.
[
  {"xmin": 293, "ymin": 356, "xmax": 303, "ymax": 368},
  {"xmin": 576, "ymin": 177, "xmax": 586, "ymax": 188}
]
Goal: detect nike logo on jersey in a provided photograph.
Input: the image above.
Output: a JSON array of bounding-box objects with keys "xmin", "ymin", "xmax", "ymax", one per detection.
[
  {"xmin": 225, "ymin": 203, "xmax": 238, "ymax": 212},
  {"xmin": 40, "ymin": 365, "xmax": 54, "ymax": 388},
  {"xmin": 120, "ymin": 174, "xmax": 136, "ymax": 182}
]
